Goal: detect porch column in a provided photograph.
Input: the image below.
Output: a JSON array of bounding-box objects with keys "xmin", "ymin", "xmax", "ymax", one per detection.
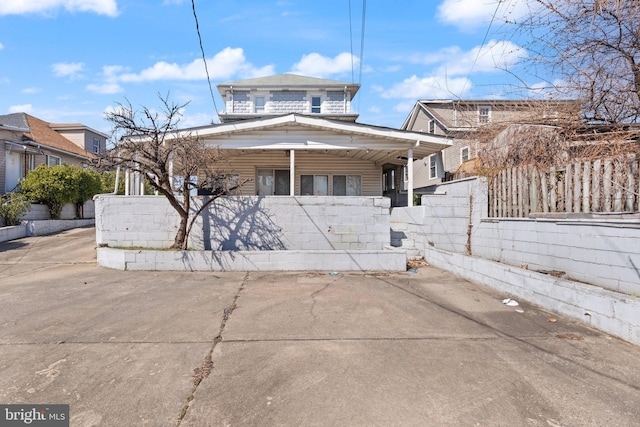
[
  {"xmin": 407, "ymin": 148, "xmax": 414, "ymax": 207},
  {"xmin": 290, "ymin": 149, "xmax": 295, "ymax": 196}
]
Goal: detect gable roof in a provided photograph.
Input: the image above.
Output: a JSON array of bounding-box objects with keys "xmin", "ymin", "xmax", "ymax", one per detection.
[
  {"xmin": 174, "ymin": 113, "xmax": 451, "ymax": 165},
  {"xmin": 0, "ymin": 113, "xmax": 95, "ymax": 159},
  {"xmin": 217, "ymin": 73, "xmax": 360, "ymax": 97},
  {"xmin": 402, "ymin": 99, "xmax": 579, "ymax": 132}
]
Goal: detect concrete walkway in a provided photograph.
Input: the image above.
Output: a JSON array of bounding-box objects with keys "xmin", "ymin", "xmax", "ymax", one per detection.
[{"xmin": 1, "ymin": 228, "xmax": 639, "ymax": 426}]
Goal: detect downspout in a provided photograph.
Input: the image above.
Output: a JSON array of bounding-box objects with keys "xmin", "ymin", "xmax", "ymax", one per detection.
[{"xmin": 290, "ymin": 149, "xmax": 295, "ymax": 196}]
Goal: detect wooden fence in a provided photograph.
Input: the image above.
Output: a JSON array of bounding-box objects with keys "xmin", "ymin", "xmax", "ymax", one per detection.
[{"xmin": 488, "ymin": 155, "xmax": 640, "ymax": 217}]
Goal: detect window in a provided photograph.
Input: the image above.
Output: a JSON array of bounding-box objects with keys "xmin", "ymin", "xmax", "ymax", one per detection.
[
  {"xmin": 333, "ymin": 175, "xmax": 361, "ymax": 196},
  {"xmin": 254, "ymin": 97, "xmax": 265, "ymax": 113},
  {"xmin": 26, "ymin": 154, "xmax": 36, "ymax": 173},
  {"xmin": 93, "ymin": 138, "xmax": 101, "ymax": 153},
  {"xmin": 461, "ymin": 146, "xmax": 470, "ymax": 162},
  {"xmin": 257, "ymin": 169, "xmax": 290, "ymax": 195},
  {"xmin": 383, "ymin": 169, "xmax": 395, "ymax": 191},
  {"xmin": 428, "ymin": 120, "xmax": 435, "ymax": 134},
  {"xmin": 311, "ymin": 96, "xmax": 321, "ymax": 113},
  {"xmin": 46, "ymin": 155, "xmax": 61, "ymax": 167},
  {"xmin": 429, "ymin": 154, "xmax": 437, "ymax": 179},
  {"xmin": 301, "ymin": 175, "xmax": 328, "ymax": 195},
  {"xmin": 478, "ymin": 106, "xmax": 491, "ymax": 124},
  {"xmin": 205, "ymin": 173, "xmax": 240, "ymax": 196}
]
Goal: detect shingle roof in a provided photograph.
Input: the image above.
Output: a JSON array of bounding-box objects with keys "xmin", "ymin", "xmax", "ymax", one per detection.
[{"xmin": 0, "ymin": 113, "xmax": 95, "ymax": 159}]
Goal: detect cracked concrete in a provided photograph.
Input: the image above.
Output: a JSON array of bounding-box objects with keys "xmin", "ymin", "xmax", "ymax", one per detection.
[{"xmin": 2, "ymin": 228, "xmax": 640, "ymax": 426}]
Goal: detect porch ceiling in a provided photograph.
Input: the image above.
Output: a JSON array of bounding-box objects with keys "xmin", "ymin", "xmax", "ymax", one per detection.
[{"xmin": 191, "ymin": 114, "xmax": 451, "ymax": 165}]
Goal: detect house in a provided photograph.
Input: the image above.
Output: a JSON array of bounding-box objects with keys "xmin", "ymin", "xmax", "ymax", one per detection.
[
  {"xmin": 168, "ymin": 74, "xmax": 451, "ymax": 205},
  {"xmin": 0, "ymin": 113, "xmax": 107, "ymax": 193},
  {"xmin": 401, "ymin": 99, "xmax": 578, "ymax": 190},
  {"xmin": 210, "ymin": 74, "xmax": 450, "ymax": 204}
]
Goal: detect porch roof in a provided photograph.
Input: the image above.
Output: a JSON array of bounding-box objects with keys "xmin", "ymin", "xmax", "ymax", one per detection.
[{"xmin": 181, "ymin": 113, "xmax": 452, "ymax": 166}]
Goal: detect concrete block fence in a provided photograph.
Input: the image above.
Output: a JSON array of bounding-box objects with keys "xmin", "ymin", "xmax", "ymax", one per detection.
[
  {"xmin": 97, "ymin": 247, "xmax": 406, "ymax": 272},
  {"xmin": 391, "ymin": 177, "xmax": 640, "ymax": 345},
  {"xmin": 424, "ymin": 246, "xmax": 640, "ymax": 346},
  {"xmin": 94, "ymin": 195, "xmax": 392, "ymax": 251}
]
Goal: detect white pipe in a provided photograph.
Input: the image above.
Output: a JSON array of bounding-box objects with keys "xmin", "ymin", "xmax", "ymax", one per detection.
[{"xmin": 290, "ymin": 149, "xmax": 295, "ymax": 196}]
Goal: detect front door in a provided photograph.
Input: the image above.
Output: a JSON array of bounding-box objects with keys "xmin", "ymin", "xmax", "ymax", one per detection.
[{"xmin": 5, "ymin": 150, "xmax": 22, "ymax": 192}]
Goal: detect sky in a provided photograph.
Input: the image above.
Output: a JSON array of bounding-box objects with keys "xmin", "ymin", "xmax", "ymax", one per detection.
[{"xmin": 0, "ymin": 0, "xmax": 538, "ymax": 136}]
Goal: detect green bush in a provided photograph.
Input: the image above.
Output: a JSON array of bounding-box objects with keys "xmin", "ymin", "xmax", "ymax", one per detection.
[
  {"xmin": 72, "ymin": 168, "xmax": 103, "ymax": 218},
  {"xmin": 0, "ymin": 192, "xmax": 30, "ymax": 226},
  {"xmin": 20, "ymin": 164, "xmax": 106, "ymax": 219}
]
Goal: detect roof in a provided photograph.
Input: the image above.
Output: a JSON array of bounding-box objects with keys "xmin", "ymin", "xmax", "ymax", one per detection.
[
  {"xmin": 217, "ymin": 73, "xmax": 360, "ymax": 97},
  {"xmin": 0, "ymin": 113, "xmax": 95, "ymax": 159},
  {"xmin": 402, "ymin": 99, "xmax": 579, "ymax": 132},
  {"xmin": 172, "ymin": 113, "xmax": 451, "ymax": 166},
  {"xmin": 50, "ymin": 122, "xmax": 109, "ymax": 139}
]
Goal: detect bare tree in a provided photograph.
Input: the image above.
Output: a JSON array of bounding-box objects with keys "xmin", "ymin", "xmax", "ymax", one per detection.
[
  {"xmin": 97, "ymin": 94, "xmax": 245, "ymax": 250},
  {"xmin": 508, "ymin": 0, "xmax": 640, "ymax": 124}
]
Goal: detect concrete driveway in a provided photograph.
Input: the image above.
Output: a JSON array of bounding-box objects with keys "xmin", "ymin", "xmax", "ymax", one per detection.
[{"xmin": 1, "ymin": 227, "xmax": 639, "ymax": 426}]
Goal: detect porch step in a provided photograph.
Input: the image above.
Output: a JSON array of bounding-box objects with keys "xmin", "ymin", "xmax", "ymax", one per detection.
[{"xmin": 383, "ymin": 245, "xmax": 422, "ymax": 261}]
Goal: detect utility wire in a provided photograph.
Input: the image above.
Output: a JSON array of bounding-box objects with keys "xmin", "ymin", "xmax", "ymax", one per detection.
[
  {"xmin": 358, "ymin": 0, "xmax": 367, "ymax": 85},
  {"xmin": 458, "ymin": 0, "xmax": 503, "ymax": 97},
  {"xmin": 191, "ymin": 0, "xmax": 220, "ymax": 122},
  {"xmin": 348, "ymin": 0, "xmax": 355, "ymax": 84},
  {"xmin": 357, "ymin": 0, "xmax": 367, "ymax": 113}
]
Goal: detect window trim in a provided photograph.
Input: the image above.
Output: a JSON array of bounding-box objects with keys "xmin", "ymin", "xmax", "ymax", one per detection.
[
  {"xmin": 478, "ymin": 105, "xmax": 491, "ymax": 124},
  {"xmin": 93, "ymin": 138, "xmax": 101, "ymax": 154},
  {"xmin": 311, "ymin": 96, "xmax": 322, "ymax": 114},
  {"xmin": 428, "ymin": 120, "xmax": 435, "ymax": 134},
  {"xmin": 46, "ymin": 154, "xmax": 61, "ymax": 167},
  {"xmin": 332, "ymin": 174, "xmax": 362, "ymax": 196},
  {"xmin": 460, "ymin": 146, "xmax": 470, "ymax": 163},
  {"xmin": 428, "ymin": 154, "xmax": 437, "ymax": 180},
  {"xmin": 254, "ymin": 96, "xmax": 266, "ymax": 113}
]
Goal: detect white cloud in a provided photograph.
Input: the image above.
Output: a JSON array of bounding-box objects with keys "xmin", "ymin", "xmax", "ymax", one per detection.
[
  {"xmin": 437, "ymin": 0, "xmax": 530, "ymax": 32},
  {"xmin": 52, "ymin": 62, "xmax": 85, "ymax": 79},
  {"xmin": 291, "ymin": 52, "xmax": 358, "ymax": 78},
  {"xmin": 410, "ymin": 40, "xmax": 526, "ymax": 75},
  {"xmin": 86, "ymin": 82, "xmax": 123, "ymax": 94},
  {"xmin": 0, "ymin": 42, "xmax": 4, "ymax": 50},
  {"xmin": 0, "ymin": 0, "xmax": 119, "ymax": 16},
  {"xmin": 9, "ymin": 104, "xmax": 33, "ymax": 113},
  {"xmin": 118, "ymin": 47, "xmax": 273, "ymax": 82},
  {"xmin": 380, "ymin": 75, "xmax": 472, "ymax": 100},
  {"xmin": 22, "ymin": 87, "xmax": 41, "ymax": 94}
]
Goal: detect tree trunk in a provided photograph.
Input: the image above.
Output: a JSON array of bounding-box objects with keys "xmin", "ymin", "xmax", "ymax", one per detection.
[{"xmin": 172, "ymin": 213, "xmax": 189, "ymax": 249}]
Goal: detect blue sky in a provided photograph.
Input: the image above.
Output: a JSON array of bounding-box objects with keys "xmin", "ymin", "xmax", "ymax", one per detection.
[{"xmin": 0, "ymin": 0, "xmax": 536, "ymax": 135}]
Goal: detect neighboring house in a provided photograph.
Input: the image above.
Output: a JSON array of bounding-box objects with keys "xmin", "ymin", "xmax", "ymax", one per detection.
[
  {"xmin": 157, "ymin": 74, "xmax": 452, "ymax": 206},
  {"xmin": 0, "ymin": 113, "xmax": 107, "ymax": 193},
  {"xmin": 401, "ymin": 99, "xmax": 578, "ymax": 190}
]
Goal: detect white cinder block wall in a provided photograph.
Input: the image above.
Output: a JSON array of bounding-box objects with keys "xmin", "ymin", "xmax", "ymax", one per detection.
[
  {"xmin": 94, "ymin": 195, "xmax": 391, "ymax": 251},
  {"xmin": 391, "ymin": 177, "xmax": 640, "ymax": 345}
]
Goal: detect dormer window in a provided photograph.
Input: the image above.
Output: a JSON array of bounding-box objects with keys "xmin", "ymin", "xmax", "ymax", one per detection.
[
  {"xmin": 311, "ymin": 96, "xmax": 321, "ymax": 113},
  {"xmin": 255, "ymin": 97, "xmax": 265, "ymax": 113}
]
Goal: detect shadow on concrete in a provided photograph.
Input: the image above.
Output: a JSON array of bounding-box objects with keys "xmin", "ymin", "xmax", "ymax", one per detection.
[{"xmin": 0, "ymin": 240, "xmax": 28, "ymax": 252}]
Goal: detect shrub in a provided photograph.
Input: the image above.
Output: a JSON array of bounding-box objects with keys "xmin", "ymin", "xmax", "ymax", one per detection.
[
  {"xmin": 72, "ymin": 168, "xmax": 103, "ymax": 218},
  {"xmin": 0, "ymin": 192, "xmax": 30, "ymax": 226}
]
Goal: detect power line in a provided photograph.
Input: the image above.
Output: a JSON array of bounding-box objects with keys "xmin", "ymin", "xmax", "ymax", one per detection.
[
  {"xmin": 458, "ymin": 0, "xmax": 503, "ymax": 98},
  {"xmin": 348, "ymin": 0, "xmax": 355, "ymax": 84},
  {"xmin": 358, "ymin": 0, "xmax": 367, "ymax": 86},
  {"xmin": 191, "ymin": 0, "xmax": 220, "ymax": 122}
]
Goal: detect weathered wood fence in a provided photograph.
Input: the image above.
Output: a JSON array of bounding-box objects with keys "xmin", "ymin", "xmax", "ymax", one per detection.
[{"xmin": 488, "ymin": 155, "xmax": 640, "ymax": 217}]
